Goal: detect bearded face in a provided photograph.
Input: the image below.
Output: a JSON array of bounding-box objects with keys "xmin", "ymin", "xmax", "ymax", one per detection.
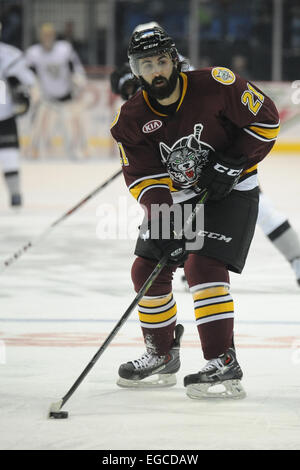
[{"xmin": 139, "ymin": 65, "xmax": 179, "ymax": 100}]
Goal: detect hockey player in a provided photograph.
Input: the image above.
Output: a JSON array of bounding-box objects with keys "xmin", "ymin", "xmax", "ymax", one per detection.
[
  {"xmin": 110, "ymin": 27, "xmax": 280, "ymax": 399},
  {"xmin": 25, "ymin": 23, "xmax": 87, "ymax": 159},
  {"xmin": 257, "ymin": 191, "xmax": 300, "ymax": 285},
  {"xmin": 110, "ymin": 34, "xmax": 300, "ymax": 287},
  {"xmin": 0, "ymin": 33, "xmax": 35, "ymax": 207}
]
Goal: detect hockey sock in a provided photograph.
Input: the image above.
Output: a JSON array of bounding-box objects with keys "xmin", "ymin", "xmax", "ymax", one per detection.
[
  {"xmin": 131, "ymin": 256, "xmax": 177, "ymax": 356},
  {"xmin": 138, "ymin": 293, "xmax": 177, "ymax": 356},
  {"xmin": 268, "ymin": 221, "xmax": 300, "ymax": 262},
  {"xmin": 191, "ymin": 282, "xmax": 234, "ymax": 359},
  {"xmin": 184, "ymin": 254, "xmax": 233, "ymax": 360}
]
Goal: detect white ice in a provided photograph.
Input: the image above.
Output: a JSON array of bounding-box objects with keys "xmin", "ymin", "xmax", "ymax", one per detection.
[{"xmin": 0, "ymin": 155, "xmax": 299, "ymax": 450}]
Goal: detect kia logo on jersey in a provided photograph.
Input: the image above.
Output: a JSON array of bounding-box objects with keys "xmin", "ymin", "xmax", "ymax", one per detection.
[{"xmin": 142, "ymin": 120, "xmax": 162, "ymax": 133}]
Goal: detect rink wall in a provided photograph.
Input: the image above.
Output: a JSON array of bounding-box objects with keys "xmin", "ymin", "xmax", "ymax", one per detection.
[
  {"xmin": 18, "ymin": 79, "xmax": 300, "ymax": 160},
  {"xmin": 261, "ymin": 80, "xmax": 300, "ymax": 153}
]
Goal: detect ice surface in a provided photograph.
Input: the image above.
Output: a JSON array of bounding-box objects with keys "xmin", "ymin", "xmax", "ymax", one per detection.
[{"xmin": 0, "ymin": 156, "xmax": 300, "ymax": 450}]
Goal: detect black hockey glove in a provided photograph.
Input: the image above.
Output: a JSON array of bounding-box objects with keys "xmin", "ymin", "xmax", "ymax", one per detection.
[
  {"xmin": 196, "ymin": 152, "xmax": 247, "ymax": 201},
  {"xmin": 140, "ymin": 216, "xmax": 188, "ymax": 266},
  {"xmin": 7, "ymin": 76, "xmax": 31, "ymax": 117},
  {"xmin": 110, "ymin": 63, "xmax": 140, "ymax": 100}
]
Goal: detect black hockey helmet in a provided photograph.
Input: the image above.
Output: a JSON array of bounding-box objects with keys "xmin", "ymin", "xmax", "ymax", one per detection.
[{"xmin": 128, "ymin": 27, "xmax": 179, "ymax": 76}]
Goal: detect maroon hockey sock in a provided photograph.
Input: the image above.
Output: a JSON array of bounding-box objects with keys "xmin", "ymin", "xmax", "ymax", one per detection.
[
  {"xmin": 142, "ymin": 320, "xmax": 176, "ymax": 356},
  {"xmin": 132, "ymin": 257, "xmax": 177, "ymax": 356},
  {"xmin": 184, "ymin": 254, "xmax": 234, "ymax": 360}
]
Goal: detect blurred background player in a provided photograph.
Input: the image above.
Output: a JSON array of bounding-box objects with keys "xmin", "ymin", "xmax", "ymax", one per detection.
[
  {"xmin": 258, "ymin": 190, "xmax": 300, "ymax": 285},
  {"xmin": 110, "ymin": 22, "xmax": 300, "ymax": 287},
  {"xmin": 0, "ymin": 23, "xmax": 35, "ymax": 207},
  {"xmin": 25, "ymin": 23, "xmax": 88, "ymax": 160}
]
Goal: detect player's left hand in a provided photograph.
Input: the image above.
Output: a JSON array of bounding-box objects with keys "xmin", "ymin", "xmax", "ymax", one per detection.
[
  {"xmin": 139, "ymin": 216, "xmax": 188, "ymax": 266},
  {"xmin": 196, "ymin": 152, "xmax": 247, "ymax": 201}
]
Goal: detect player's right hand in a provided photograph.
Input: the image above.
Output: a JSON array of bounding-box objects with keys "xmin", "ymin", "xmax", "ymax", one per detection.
[{"xmin": 196, "ymin": 152, "xmax": 247, "ymax": 201}]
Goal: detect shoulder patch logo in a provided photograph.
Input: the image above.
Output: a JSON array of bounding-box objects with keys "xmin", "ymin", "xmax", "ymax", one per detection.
[
  {"xmin": 211, "ymin": 67, "xmax": 236, "ymax": 85},
  {"xmin": 142, "ymin": 119, "xmax": 163, "ymax": 134}
]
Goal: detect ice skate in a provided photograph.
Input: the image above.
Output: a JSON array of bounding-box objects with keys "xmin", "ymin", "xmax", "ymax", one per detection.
[
  {"xmin": 11, "ymin": 193, "xmax": 22, "ymax": 207},
  {"xmin": 291, "ymin": 257, "xmax": 300, "ymax": 286},
  {"xmin": 117, "ymin": 323, "xmax": 184, "ymax": 388},
  {"xmin": 184, "ymin": 348, "xmax": 246, "ymax": 399}
]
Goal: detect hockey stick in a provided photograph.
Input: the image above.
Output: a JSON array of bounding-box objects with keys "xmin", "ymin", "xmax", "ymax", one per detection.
[
  {"xmin": 1, "ymin": 168, "xmax": 122, "ymax": 272},
  {"xmin": 48, "ymin": 189, "xmax": 208, "ymax": 418}
]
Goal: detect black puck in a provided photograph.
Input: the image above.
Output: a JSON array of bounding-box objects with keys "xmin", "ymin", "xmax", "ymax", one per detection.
[{"xmin": 49, "ymin": 411, "xmax": 69, "ymax": 419}]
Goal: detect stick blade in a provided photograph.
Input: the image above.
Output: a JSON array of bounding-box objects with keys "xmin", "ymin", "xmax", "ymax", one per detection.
[
  {"xmin": 49, "ymin": 399, "xmax": 63, "ymax": 413},
  {"xmin": 48, "ymin": 399, "xmax": 68, "ymax": 419}
]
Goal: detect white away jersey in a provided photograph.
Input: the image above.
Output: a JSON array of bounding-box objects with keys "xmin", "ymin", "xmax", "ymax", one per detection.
[
  {"xmin": 0, "ymin": 42, "xmax": 35, "ymax": 120},
  {"xmin": 25, "ymin": 40, "xmax": 85, "ymax": 100}
]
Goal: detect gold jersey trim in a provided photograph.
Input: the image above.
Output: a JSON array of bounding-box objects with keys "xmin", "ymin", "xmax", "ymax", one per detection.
[
  {"xmin": 110, "ymin": 108, "xmax": 121, "ymax": 128},
  {"xmin": 142, "ymin": 72, "xmax": 188, "ymax": 117},
  {"xmin": 243, "ymin": 121, "xmax": 280, "ymax": 142},
  {"xmin": 241, "ymin": 164, "xmax": 257, "ymax": 177},
  {"xmin": 129, "ymin": 176, "xmax": 176, "ymax": 201}
]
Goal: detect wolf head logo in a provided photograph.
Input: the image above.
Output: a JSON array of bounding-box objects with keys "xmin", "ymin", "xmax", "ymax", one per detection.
[{"xmin": 159, "ymin": 124, "xmax": 213, "ymax": 188}]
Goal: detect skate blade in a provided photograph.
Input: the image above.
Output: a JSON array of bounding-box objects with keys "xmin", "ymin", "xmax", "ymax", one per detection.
[
  {"xmin": 117, "ymin": 373, "xmax": 177, "ymax": 389},
  {"xmin": 186, "ymin": 379, "xmax": 246, "ymax": 400}
]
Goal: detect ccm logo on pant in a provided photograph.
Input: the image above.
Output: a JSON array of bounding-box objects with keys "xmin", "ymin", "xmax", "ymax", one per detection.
[{"xmin": 197, "ymin": 230, "xmax": 232, "ymax": 243}]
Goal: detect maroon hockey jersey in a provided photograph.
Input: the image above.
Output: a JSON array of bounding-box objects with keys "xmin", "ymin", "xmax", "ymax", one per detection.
[{"xmin": 110, "ymin": 67, "xmax": 280, "ymax": 213}]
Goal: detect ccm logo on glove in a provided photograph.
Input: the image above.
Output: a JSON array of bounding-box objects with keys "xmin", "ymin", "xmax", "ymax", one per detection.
[{"xmin": 213, "ymin": 163, "xmax": 243, "ymax": 177}]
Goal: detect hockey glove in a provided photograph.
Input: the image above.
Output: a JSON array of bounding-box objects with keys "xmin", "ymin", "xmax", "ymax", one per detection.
[
  {"xmin": 7, "ymin": 77, "xmax": 31, "ymax": 117},
  {"xmin": 110, "ymin": 63, "xmax": 140, "ymax": 100},
  {"xmin": 140, "ymin": 216, "xmax": 188, "ymax": 266},
  {"xmin": 196, "ymin": 152, "xmax": 247, "ymax": 201}
]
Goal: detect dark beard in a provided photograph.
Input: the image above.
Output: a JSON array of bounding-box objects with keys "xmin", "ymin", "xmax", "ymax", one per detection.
[{"xmin": 139, "ymin": 67, "xmax": 179, "ymax": 100}]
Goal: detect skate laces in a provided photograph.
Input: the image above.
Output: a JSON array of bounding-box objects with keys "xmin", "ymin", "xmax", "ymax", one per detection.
[
  {"xmin": 201, "ymin": 357, "xmax": 226, "ymax": 373},
  {"xmin": 132, "ymin": 351, "xmax": 163, "ymax": 370}
]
